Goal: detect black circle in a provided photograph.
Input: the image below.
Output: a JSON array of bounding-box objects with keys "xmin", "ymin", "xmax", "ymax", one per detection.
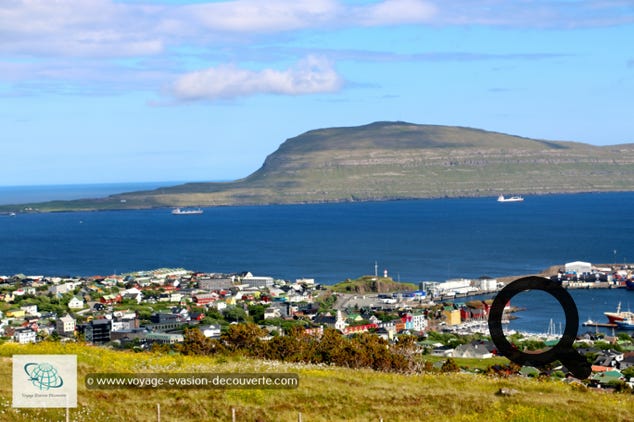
[{"xmin": 488, "ymin": 276, "xmax": 590, "ymax": 378}]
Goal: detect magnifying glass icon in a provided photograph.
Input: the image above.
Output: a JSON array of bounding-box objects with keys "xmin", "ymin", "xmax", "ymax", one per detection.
[{"xmin": 488, "ymin": 276, "xmax": 591, "ymax": 379}]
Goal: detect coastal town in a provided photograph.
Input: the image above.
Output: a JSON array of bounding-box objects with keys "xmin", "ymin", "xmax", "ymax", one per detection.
[{"xmin": 1, "ymin": 260, "xmax": 634, "ymax": 392}]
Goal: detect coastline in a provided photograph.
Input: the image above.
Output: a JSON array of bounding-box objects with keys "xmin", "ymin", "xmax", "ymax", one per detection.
[{"xmin": 2, "ymin": 187, "xmax": 634, "ymax": 214}]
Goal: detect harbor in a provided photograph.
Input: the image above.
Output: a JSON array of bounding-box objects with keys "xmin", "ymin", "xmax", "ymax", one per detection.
[{"xmin": 583, "ymin": 321, "xmax": 618, "ymax": 328}]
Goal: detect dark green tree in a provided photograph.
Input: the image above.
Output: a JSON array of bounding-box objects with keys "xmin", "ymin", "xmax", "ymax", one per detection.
[
  {"xmin": 223, "ymin": 306, "xmax": 248, "ymax": 323},
  {"xmin": 247, "ymin": 304, "xmax": 267, "ymax": 324}
]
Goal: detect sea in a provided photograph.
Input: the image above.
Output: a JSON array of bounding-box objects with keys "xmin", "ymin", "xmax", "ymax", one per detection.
[
  {"xmin": 1, "ymin": 185, "xmax": 634, "ymax": 335},
  {"xmin": 0, "ymin": 182, "xmax": 184, "ymax": 205}
]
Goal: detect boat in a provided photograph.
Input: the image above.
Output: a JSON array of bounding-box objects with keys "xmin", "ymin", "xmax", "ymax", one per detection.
[
  {"xmin": 626, "ymin": 279, "xmax": 634, "ymax": 291},
  {"xmin": 497, "ymin": 195, "xmax": 524, "ymax": 202},
  {"xmin": 171, "ymin": 207, "xmax": 203, "ymax": 215},
  {"xmin": 615, "ymin": 317, "xmax": 634, "ymax": 330},
  {"xmin": 604, "ymin": 302, "xmax": 634, "ymax": 324}
]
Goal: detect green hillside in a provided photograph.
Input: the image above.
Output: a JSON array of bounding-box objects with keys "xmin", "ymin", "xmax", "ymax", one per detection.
[
  {"xmin": 330, "ymin": 275, "xmax": 417, "ymax": 293},
  {"xmin": 5, "ymin": 121, "xmax": 634, "ymax": 212},
  {"xmin": 1, "ymin": 342, "xmax": 632, "ymax": 421}
]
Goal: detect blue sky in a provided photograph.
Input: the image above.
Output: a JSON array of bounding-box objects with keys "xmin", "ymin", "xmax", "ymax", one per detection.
[{"xmin": 1, "ymin": 0, "xmax": 633, "ymax": 186}]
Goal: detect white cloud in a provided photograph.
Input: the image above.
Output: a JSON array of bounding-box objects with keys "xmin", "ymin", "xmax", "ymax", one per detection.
[
  {"xmin": 0, "ymin": 0, "xmax": 631, "ymax": 99},
  {"xmin": 171, "ymin": 56, "xmax": 343, "ymax": 100},
  {"xmin": 0, "ymin": 0, "xmax": 437, "ymax": 58},
  {"xmin": 0, "ymin": 0, "xmax": 631, "ymax": 59},
  {"xmin": 0, "ymin": 0, "xmax": 165, "ymax": 57},
  {"xmin": 430, "ymin": 0, "xmax": 634, "ymax": 28},
  {"xmin": 356, "ymin": 0, "xmax": 437, "ymax": 26},
  {"xmin": 182, "ymin": 0, "xmax": 342, "ymax": 33},
  {"xmin": 182, "ymin": 0, "xmax": 439, "ymax": 32}
]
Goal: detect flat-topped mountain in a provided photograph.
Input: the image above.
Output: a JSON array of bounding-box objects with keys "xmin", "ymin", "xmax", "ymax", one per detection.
[{"xmin": 6, "ymin": 121, "xmax": 634, "ymax": 211}]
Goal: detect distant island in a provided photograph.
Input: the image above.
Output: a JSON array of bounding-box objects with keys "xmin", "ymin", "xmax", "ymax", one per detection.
[{"xmin": 4, "ymin": 121, "xmax": 634, "ymax": 212}]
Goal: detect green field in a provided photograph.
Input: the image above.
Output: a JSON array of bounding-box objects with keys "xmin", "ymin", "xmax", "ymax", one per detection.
[{"xmin": 1, "ymin": 342, "xmax": 632, "ymax": 421}]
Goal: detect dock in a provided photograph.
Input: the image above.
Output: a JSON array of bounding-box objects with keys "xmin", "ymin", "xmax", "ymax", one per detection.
[{"xmin": 582, "ymin": 321, "xmax": 617, "ymax": 328}]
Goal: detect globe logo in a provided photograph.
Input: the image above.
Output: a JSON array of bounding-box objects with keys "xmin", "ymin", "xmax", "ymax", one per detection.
[{"xmin": 24, "ymin": 362, "xmax": 64, "ymax": 391}]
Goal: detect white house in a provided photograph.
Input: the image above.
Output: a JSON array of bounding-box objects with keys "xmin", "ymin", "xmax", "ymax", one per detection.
[
  {"xmin": 211, "ymin": 301, "xmax": 228, "ymax": 311},
  {"xmin": 122, "ymin": 287, "xmax": 143, "ymax": 304},
  {"xmin": 68, "ymin": 296, "xmax": 85, "ymax": 310},
  {"xmin": 201, "ymin": 324, "xmax": 221, "ymax": 338},
  {"xmin": 410, "ymin": 313, "xmax": 428, "ymax": 332},
  {"xmin": 264, "ymin": 307, "xmax": 281, "ymax": 320},
  {"xmin": 56, "ymin": 314, "xmax": 76, "ymax": 337},
  {"xmin": 20, "ymin": 305, "xmax": 39, "ymax": 316},
  {"xmin": 13, "ymin": 327, "xmax": 37, "ymax": 344},
  {"xmin": 452, "ymin": 343, "xmax": 493, "ymax": 359},
  {"xmin": 49, "ymin": 282, "xmax": 75, "ymax": 297}
]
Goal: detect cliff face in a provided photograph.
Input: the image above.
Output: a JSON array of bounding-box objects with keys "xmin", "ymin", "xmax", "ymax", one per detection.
[
  {"xmin": 128, "ymin": 121, "xmax": 634, "ymax": 206},
  {"xmin": 6, "ymin": 121, "xmax": 634, "ymax": 212}
]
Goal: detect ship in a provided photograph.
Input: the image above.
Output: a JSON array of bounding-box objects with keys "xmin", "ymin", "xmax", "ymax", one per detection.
[
  {"xmin": 604, "ymin": 302, "xmax": 634, "ymax": 324},
  {"xmin": 497, "ymin": 195, "xmax": 524, "ymax": 202},
  {"xmin": 171, "ymin": 207, "xmax": 203, "ymax": 215},
  {"xmin": 615, "ymin": 317, "xmax": 634, "ymax": 330}
]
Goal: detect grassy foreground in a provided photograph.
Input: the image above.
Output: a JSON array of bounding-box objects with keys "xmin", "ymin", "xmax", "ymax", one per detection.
[{"xmin": 1, "ymin": 342, "xmax": 632, "ymax": 421}]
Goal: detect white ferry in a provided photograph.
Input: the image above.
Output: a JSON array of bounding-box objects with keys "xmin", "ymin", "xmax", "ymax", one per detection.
[
  {"xmin": 171, "ymin": 207, "xmax": 203, "ymax": 215},
  {"xmin": 497, "ymin": 195, "xmax": 524, "ymax": 203}
]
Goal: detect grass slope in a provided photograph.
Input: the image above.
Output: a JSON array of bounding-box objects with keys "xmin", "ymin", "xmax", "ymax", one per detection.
[
  {"xmin": 4, "ymin": 121, "xmax": 634, "ymax": 212},
  {"xmin": 329, "ymin": 275, "xmax": 417, "ymax": 293},
  {"xmin": 1, "ymin": 342, "xmax": 633, "ymax": 421}
]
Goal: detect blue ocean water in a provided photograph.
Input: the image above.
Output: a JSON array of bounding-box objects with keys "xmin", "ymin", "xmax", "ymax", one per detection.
[
  {"xmin": 1, "ymin": 190, "xmax": 634, "ymax": 333},
  {"xmin": 1, "ymin": 192, "xmax": 634, "ymax": 281},
  {"xmin": 471, "ymin": 289, "xmax": 632, "ymax": 336}
]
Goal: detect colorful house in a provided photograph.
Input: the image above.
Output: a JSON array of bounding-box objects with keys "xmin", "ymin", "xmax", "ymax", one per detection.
[{"xmin": 443, "ymin": 309, "xmax": 461, "ymax": 326}]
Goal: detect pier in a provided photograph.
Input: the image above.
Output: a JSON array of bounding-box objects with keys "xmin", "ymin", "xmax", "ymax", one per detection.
[{"xmin": 582, "ymin": 321, "xmax": 617, "ymax": 328}]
